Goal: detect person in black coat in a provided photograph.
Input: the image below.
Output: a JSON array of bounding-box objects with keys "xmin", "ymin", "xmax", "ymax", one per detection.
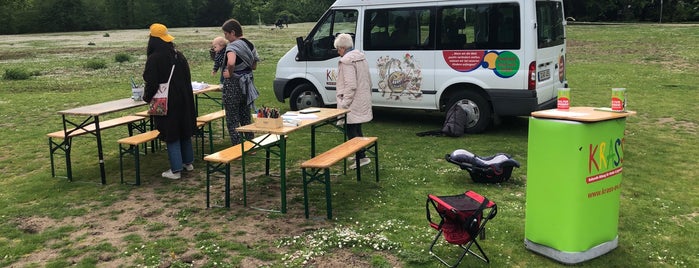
[{"xmin": 142, "ymin": 23, "xmax": 197, "ymax": 180}]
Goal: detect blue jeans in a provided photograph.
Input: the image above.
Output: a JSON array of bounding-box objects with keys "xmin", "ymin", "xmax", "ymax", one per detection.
[{"xmin": 166, "ymin": 137, "xmax": 194, "ymax": 172}]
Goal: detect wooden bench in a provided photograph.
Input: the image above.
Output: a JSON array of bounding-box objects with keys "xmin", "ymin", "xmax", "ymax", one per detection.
[
  {"xmin": 47, "ymin": 115, "xmax": 147, "ymax": 180},
  {"xmin": 132, "ymin": 110, "xmax": 160, "ymax": 152},
  {"xmin": 195, "ymin": 110, "xmax": 226, "ymax": 158},
  {"xmin": 301, "ymin": 137, "xmax": 379, "ymax": 219},
  {"xmin": 133, "ymin": 110, "xmax": 153, "ymax": 132},
  {"xmin": 134, "ymin": 110, "xmax": 150, "ymax": 117},
  {"xmin": 117, "ymin": 130, "xmax": 160, "ymax": 185},
  {"xmin": 202, "ymin": 134, "xmax": 282, "ymax": 208}
]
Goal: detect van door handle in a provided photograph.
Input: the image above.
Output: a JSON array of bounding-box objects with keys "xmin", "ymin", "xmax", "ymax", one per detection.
[{"xmin": 538, "ymin": 62, "xmax": 551, "ymax": 68}]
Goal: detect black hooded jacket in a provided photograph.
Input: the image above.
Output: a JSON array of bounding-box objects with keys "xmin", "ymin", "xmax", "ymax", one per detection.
[{"xmin": 142, "ymin": 37, "xmax": 196, "ymax": 142}]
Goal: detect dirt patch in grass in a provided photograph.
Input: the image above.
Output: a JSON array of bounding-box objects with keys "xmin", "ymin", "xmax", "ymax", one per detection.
[
  {"xmin": 657, "ymin": 117, "xmax": 697, "ymax": 133},
  {"xmin": 10, "ymin": 166, "xmax": 401, "ymax": 267}
]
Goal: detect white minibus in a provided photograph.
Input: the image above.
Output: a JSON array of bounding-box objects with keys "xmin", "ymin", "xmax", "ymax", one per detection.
[{"xmin": 273, "ymin": 0, "xmax": 567, "ymax": 133}]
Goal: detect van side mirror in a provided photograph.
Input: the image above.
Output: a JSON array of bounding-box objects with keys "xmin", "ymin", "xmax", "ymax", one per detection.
[{"xmin": 295, "ymin": 36, "xmax": 305, "ymax": 60}]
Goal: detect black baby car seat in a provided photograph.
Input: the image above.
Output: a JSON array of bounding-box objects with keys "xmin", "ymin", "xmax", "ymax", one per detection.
[{"xmin": 446, "ymin": 149, "xmax": 520, "ymax": 183}]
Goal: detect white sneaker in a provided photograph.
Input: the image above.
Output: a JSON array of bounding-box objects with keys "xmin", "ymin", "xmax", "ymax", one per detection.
[
  {"xmin": 162, "ymin": 170, "xmax": 181, "ymax": 180},
  {"xmin": 349, "ymin": 158, "xmax": 371, "ymax": 169},
  {"xmin": 183, "ymin": 163, "xmax": 194, "ymax": 171},
  {"xmin": 347, "ymin": 156, "xmax": 355, "ymax": 162}
]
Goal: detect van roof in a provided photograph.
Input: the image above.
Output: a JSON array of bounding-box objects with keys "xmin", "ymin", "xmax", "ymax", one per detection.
[
  {"xmin": 331, "ymin": 0, "xmax": 535, "ymax": 7},
  {"xmin": 331, "ymin": 0, "xmax": 447, "ymax": 7}
]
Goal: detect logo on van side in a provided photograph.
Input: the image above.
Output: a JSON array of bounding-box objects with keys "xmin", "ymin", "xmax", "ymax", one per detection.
[
  {"xmin": 376, "ymin": 54, "xmax": 423, "ymax": 101},
  {"xmin": 326, "ymin": 69, "xmax": 338, "ymax": 86},
  {"xmin": 443, "ymin": 50, "xmax": 519, "ymax": 78}
]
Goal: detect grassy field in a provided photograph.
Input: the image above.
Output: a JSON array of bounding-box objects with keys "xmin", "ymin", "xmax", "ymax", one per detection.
[{"xmin": 0, "ymin": 23, "xmax": 697, "ymax": 267}]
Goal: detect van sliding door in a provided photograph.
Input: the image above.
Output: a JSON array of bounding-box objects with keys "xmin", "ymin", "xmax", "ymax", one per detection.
[{"xmin": 363, "ymin": 7, "xmax": 436, "ymax": 110}]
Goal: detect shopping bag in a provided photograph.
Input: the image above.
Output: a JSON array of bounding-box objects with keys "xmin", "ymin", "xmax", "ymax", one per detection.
[{"xmin": 148, "ymin": 65, "xmax": 175, "ymax": 116}]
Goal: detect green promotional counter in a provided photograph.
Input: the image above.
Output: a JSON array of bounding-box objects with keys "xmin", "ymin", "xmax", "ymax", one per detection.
[{"xmin": 524, "ymin": 107, "xmax": 634, "ymax": 264}]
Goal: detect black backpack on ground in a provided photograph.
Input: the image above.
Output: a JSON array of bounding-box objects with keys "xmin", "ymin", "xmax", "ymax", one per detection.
[{"xmin": 417, "ymin": 104, "xmax": 469, "ymax": 137}]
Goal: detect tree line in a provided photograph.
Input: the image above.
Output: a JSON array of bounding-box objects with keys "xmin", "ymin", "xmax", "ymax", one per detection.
[
  {"xmin": 0, "ymin": 0, "xmax": 334, "ymax": 35},
  {"xmin": 564, "ymin": 0, "xmax": 699, "ymax": 23},
  {"xmin": 0, "ymin": 0, "xmax": 696, "ymax": 35}
]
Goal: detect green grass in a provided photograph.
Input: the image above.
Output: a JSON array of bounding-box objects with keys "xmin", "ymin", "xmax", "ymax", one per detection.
[{"xmin": 0, "ymin": 23, "xmax": 697, "ymax": 267}]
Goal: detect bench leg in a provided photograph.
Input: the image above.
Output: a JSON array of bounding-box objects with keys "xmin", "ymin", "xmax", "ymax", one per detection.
[
  {"xmin": 119, "ymin": 144, "xmax": 125, "ymax": 184},
  {"xmin": 127, "ymin": 120, "xmax": 148, "ymax": 136},
  {"xmin": 48, "ymin": 138, "xmax": 58, "ymax": 178},
  {"xmin": 195, "ymin": 122, "xmax": 216, "ymax": 159},
  {"xmin": 199, "ymin": 129, "xmax": 205, "ymax": 159},
  {"xmin": 369, "ymin": 142, "xmax": 379, "ymax": 182},
  {"xmin": 324, "ymin": 168, "xmax": 332, "ymax": 220},
  {"xmin": 205, "ymin": 161, "xmax": 231, "ymax": 208},
  {"xmin": 127, "ymin": 121, "xmax": 151, "ymax": 155},
  {"xmin": 119, "ymin": 144, "xmax": 142, "ymax": 186},
  {"xmin": 302, "ymin": 167, "xmax": 333, "ymax": 220},
  {"xmin": 225, "ymin": 163, "xmax": 231, "ymax": 208},
  {"xmin": 220, "ymin": 117, "xmax": 226, "ymax": 140},
  {"xmin": 207, "ymin": 122, "xmax": 215, "ymax": 157},
  {"xmin": 65, "ymin": 138, "xmax": 73, "ymax": 181},
  {"xmin": 242, "ymin": 162, "xmax": 247, "ymax": 207},
  {"xmin": 48, "ymin": 137, "xmax": 74, "ymax": 181},
  {"xmin": 206, "ymin": 162, "xmax": 212, "ymax": 208},
  {"xmin": 133, "ymin": 145, "xmax": 141, "ymax": 186},
  {"xmin": 195, "ymin": 127, "xmax": 204, "ymax": 159},
  {"xmin": 356, "ymin": 141, "xmax": 380, "ymax": 182},
  {"xmin": 302, "ymin": 167, "xmax": 310, "ymax": 218},
  {"xmin": 355, "ymin": 157, "xmax": 362, "ymax": 182}
]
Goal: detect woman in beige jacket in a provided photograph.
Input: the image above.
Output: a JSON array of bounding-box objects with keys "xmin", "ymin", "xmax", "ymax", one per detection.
[{"xmin": 334, "ymin": 33, "xmax": 373, "ymax": 169}]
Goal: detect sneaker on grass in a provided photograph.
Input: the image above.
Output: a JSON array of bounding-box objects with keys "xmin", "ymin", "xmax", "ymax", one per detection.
[
  {"xmin": 183, "ymin": 163, "xmax": 194, "ymax": 171},
  {"xmin": 162, "ymin": 170, "xmax": 181, "ymax": 180},
  {"xmin": 349, "ymin": 158, "xmax": 371, "ymax": 170}
]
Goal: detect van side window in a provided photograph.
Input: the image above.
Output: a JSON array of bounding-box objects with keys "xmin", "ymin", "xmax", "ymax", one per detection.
[
  {"xmin": 366, "ymin": 11, "xmax": 390, "ymax": 49},
  {"xmin": 439, "ymin": 4, "xmax": 520, "ymax": 50},
  {"xmin": 306, "ymin": 9, "xmax": 358, "ymax": 60},
  {"xmin": 536, "ymin": 1, "xmax": 565, "ymax": 48},
  {"xmin": 364, "ymin": 8, "xmax": 432, "ymax": 51}
]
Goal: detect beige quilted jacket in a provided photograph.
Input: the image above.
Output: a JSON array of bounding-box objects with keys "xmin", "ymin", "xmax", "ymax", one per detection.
[{"xmin": 336, "ymin": 49, "xmax": 373, "ymax": 124}]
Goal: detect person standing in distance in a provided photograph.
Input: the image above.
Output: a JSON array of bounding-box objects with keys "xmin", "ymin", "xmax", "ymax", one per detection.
[
  {"xmin": 142, "ymin": 23, "xmax": 197, "ymax": 180},
  {"xmin": 334, "ymin": 33, "xmax": 373, "ymax": 169}
]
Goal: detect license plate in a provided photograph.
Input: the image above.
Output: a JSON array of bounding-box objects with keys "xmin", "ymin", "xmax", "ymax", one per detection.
[{"xmin": 538, "ymin": 69, "xmax": 551, "ymax": 81}]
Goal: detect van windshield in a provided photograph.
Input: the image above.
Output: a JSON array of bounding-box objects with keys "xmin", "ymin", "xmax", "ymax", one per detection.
[{"xmin": 305, "ymin": 9, "xmax": 358, "ymax": 60}]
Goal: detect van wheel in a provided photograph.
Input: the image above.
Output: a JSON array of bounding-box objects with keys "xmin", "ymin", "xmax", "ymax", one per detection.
[
  {"xmin": 290, "ymin": 84, "xmax": 324, "ymax": 111},
  {"xmin": 447, "ymin": 91, "xmax": 492, "ymax": 133}
]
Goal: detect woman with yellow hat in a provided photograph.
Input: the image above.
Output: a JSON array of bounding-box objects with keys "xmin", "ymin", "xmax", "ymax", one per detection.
[{"xmin": 142, "ymin": 23, "xmax": 197, "ymax": 180}]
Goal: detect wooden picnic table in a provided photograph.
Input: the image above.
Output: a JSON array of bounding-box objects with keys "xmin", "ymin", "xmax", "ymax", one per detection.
[
  {"xmin": 236, "ymin": 108, "xmax": 349, "ymax": 213},
  {"xmin": 57, "ymin": 98, "xmax": 147, "ymax": 184}
]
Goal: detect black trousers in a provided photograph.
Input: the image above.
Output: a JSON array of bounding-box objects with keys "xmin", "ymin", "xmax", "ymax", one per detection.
[{"xmin": 346, "ymin": 123, "xmax": 365, "ymax": 159}]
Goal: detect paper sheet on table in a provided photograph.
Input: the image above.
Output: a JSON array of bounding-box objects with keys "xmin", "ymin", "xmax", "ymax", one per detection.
[
  {"xmin": 191, "ymin": 82, "xmax": 209, "ymax": 91},
  {"xmin": 282, "ymin": 112, "xmax": 318, "ymax": 120},
  {"xmin": 283, "ymin": 118, "xmax": 301, "ymax": 127}
]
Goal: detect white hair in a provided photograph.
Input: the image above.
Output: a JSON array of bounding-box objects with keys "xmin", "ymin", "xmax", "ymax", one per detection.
[{"xmin": 333, "ymin": 33, "xmax": 354, "ymax": 49}]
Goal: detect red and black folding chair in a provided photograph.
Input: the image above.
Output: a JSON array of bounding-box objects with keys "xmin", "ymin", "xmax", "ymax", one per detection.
[{"xmin": 426, "ymin": 190, "xmax": 497, "ymax": 267}]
